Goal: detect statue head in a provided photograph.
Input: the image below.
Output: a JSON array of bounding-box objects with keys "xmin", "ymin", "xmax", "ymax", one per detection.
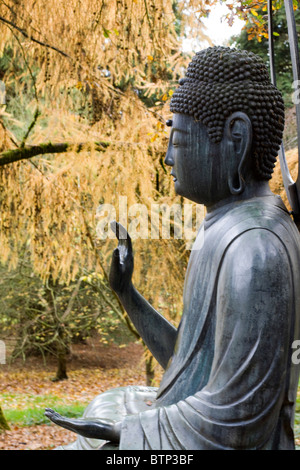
[{"xmin": 165, "ymin": 46, "xmax": 285, "ymax": 207}]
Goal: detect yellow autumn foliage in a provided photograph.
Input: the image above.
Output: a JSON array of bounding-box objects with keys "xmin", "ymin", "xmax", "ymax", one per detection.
[
  {"xmin": 0, "ymin": 0, "xmax": 214, "ymax": 330},
  {"xmin": 0, "ymin": 0, "xmax": 296, "ymax": 327}
]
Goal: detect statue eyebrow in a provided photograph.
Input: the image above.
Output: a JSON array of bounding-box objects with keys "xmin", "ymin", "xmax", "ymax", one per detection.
[
  {"xmin": 169, "ymin": 128, "xmax": 188, "ymax": 145},
  {"xmin": 166, "ymin": 119, "xmax": 188, "ymax": 134},
  {"xmin": 172, "ymin": 128, "xmax": 188, "ymax": 133},
  {"xmin": 171, "ymin": 128, "xmax": 188, "ymax": 137}
]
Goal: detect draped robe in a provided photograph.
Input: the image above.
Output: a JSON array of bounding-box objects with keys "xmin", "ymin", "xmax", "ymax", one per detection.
[
  {"xmin": 119, "ymin": 196, "xmax": 300, "ymax": 450},
  {"xmin": 62, "ymin": 195, "xmax": 300, "ymax": 450}
]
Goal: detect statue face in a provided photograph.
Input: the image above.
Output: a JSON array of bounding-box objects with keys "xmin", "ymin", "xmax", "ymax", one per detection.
[{"xmin": 165, "ymin": 114, "xmax": 231, "ymax": 206}]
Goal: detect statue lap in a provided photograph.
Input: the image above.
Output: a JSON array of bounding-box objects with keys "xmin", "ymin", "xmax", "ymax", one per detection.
[{"xmin": 57, "ymin": 386, "xmax": 158, "ymax": 450}]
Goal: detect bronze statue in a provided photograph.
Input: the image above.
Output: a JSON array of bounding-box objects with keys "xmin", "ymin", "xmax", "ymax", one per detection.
[{"xmin": 45, "ymin": 46, "xmax": 300, "ymax": 450}]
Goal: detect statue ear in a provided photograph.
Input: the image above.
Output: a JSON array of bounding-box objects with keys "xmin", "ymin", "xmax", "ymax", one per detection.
[{"xmin": 224, "ymin": 112, "xmax": 253, "ymax": 195}]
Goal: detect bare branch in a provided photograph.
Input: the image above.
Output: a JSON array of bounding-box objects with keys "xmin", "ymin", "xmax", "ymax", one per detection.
[
  {"xmin": 0, "ymin": 141, "xmax": 110, "ymax": 166},
  {"xmin": 21, "ymin": 108, "xmax": 40, "ymax": 147},
  {"xmin": 61, "ymin": 278, "xmax": 83, "ymax": 322},
  {"xmin": 0, "ymin": 15, "xmax": 71, "ymax": 59}
]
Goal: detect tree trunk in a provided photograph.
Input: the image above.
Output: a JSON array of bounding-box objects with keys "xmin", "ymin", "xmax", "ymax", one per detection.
[
  {"xmin": 45, "ymin": 278, "xmax": 69, "ymax": 382},
  {"xmin": 54, "ymin": 351, "xmax": 68, "ymax": 381},
  {"xmin": 0, "ymin": 405, "xmax": 9, "ymax": 432},
  {"xmin": 53, "ymin": 335, "xmax": 69, "ymax": 382},
  {"xmin": 145, "ymin": 355, "xmax": 155, "ymax": 386}
]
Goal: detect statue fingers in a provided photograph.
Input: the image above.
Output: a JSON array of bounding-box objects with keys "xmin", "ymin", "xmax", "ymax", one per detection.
[
  {"xmin": 111, "ymin": 246, "xmax": 127, "ymax": 270},
  {"xmin": 45, "ymin": 408, "xmax": 64, "ymax": 424},
  {"xmin": 111, "ymin": 221, "xmax": 132, "ymax": 256}
]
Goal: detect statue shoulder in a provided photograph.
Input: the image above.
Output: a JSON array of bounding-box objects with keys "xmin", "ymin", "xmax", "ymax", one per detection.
[
  {"xmin": 220, "ymin": 227, "xmax": 292, "ymax": 287},
  {"xmin": 216, "ymin": 227, "xmax": 294, "ymax": 330}
]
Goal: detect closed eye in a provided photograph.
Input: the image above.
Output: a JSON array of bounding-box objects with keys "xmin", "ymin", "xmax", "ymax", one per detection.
[
  {"xmin": 172, "ymin": 142, "xmax": 185, "ymax": 148},
  {"xmin": 170, "ymin": 129, "xmax": 187, "ymax": 147}
]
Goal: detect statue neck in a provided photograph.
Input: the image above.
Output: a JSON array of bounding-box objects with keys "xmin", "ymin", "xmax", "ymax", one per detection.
[{"xmin": 206, "ymin": 180, "xmax": 274, "ymax": 214}]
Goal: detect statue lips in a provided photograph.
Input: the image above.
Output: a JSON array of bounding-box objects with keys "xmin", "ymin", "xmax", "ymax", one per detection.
[{"xmin": 171, "ymin": 171, "xmax": 177, "ymax": 182}]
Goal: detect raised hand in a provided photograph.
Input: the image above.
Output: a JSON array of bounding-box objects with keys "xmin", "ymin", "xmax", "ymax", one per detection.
[
  {"xmin": 44, "ymin": 408, "xmax": 121, "ymax": 442},
  {"xmin": 108, "ymin": 221, "xmax": 177, "ymax": 369},
  {"xmin": 109, "ymin": 221, "xmax": 134, "ymax": 296}
]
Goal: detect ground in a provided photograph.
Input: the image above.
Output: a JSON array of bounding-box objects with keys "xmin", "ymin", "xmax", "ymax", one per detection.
[
  {"xmin": 0, "ymin": 338, "xmax": 147, "ymax": 450},
  {"xmin": 1, "ymin": 336, "xmax": 299, "ymax": 451}
]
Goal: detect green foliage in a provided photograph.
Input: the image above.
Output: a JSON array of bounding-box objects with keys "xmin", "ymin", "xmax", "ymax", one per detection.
[
  {"xmin": 172, "ymin": 0, "xmax": 183, "ymax": 37},
  {"xmin": 0, "ymin": 45, "xmax": 39, "ymax": 142},
  {"xmin": 232, "ymin": 6, "xmax": 300, "ymax": 107},
  {"xmin": 0, "ymin": 252, "xmax": 132, "ymax": 366}
]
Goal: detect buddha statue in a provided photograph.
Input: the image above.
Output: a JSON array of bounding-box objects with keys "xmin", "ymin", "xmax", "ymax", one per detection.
[{"xmin": 45, "ymin": 46, "xmax": 300, "ymax": 450}]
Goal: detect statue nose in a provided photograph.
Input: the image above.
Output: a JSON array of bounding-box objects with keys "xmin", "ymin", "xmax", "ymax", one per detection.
[{"xmin": 164, "ymin": 145, "xmax": 174, "ymax": 166}]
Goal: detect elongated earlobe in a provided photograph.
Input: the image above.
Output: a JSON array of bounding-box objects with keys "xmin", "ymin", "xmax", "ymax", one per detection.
[
  {"xmin": 224, "ymin": 112, "xmax": 252, "ymax": 196},
  {"xmin": 228, "ymin": 172, "xmax": 245, "ymax": 195}
]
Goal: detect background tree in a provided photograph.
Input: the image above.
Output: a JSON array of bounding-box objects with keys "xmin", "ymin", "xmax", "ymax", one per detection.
[
  {"xmin": 232, "ymin": 5, "xmax": 300, "ymax": 106},
  {"xmin": 0, "ymin": 0, "xmax": 298, "ymax": 432},
  {"xmin": 221, "ymin": 0, "xmax": 298, "ymax": 38},
  {"xmin": 0, "ymin": 0, "xmax": 212, "ymax": 382},
  {"xmin": 0, "ymin": 0, "xmax": 298, "ymax": 384},
  {"xmin": 0, "ymin": 256, "xmax": 140, "ymax": 380}
]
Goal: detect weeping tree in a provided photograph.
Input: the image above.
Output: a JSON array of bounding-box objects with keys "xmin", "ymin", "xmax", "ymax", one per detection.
[
  {"xmin": 0, "ymin": 0, "xmax": 215, "ymax": 382},
  {"xmin": 0, "ymin": 0, "xmax": 296, "ymax": 436},
  {"xmin": 0, "ymin": 0, "xmax": 295, "ymax": 384}
]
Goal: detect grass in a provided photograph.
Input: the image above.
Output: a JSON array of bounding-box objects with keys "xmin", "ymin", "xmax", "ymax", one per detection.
[
  {"xmin": 5, "ymin": 405, "xmax": 85, "ymax": 426},
  {"xmin": 5, "ymin": 404, "xmax": 86, "ymax": 427},
  {"xmin": 1, "ymin": 392, "xmax": 87, "ymax": 427}
]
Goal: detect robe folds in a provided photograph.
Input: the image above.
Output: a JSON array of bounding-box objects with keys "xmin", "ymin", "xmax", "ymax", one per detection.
[{"xmin": 119, "ymin": 195, "xmax": 300, "ymax": 450}]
